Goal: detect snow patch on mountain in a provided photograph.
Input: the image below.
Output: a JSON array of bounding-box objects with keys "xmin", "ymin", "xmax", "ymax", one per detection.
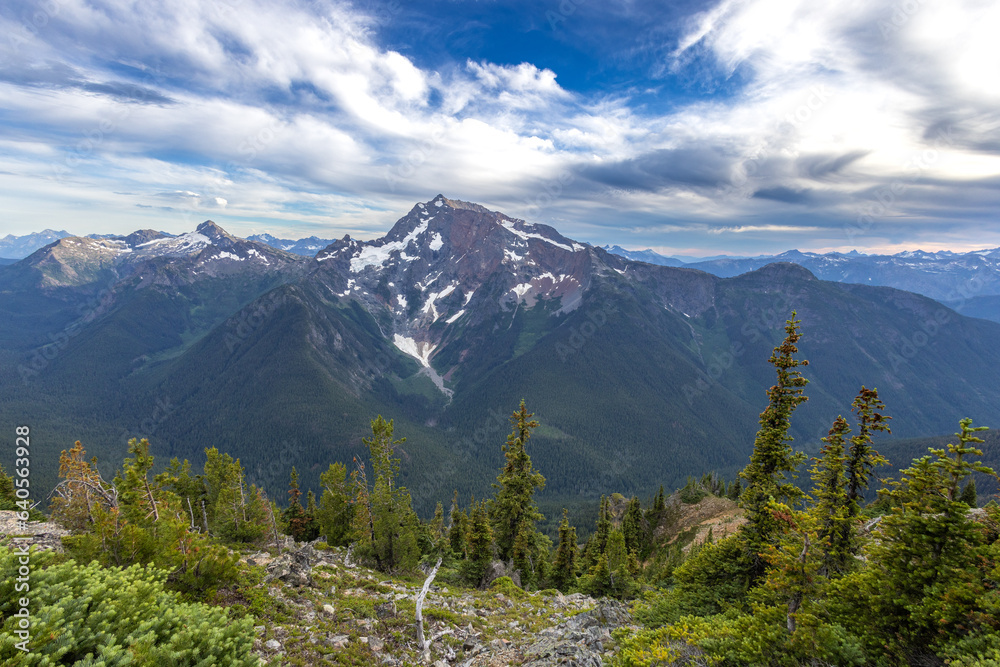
[
  {"xmin": 137, "ymin": 232, "xmax": 210, "ymax": 252},
  {"xmin": 350, "ymin": 220, "xmax": 429, "ymax": 272},
  {"xmin": 393, "ymin": 334, "xmax": 436, "ymax": 368},
  {"xmin": 501, "ymin": 221, "xmax": 575, "ymax": 253}
]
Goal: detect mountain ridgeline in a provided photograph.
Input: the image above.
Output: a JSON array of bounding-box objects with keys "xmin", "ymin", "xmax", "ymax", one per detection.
[
  {"xmin": 2, "ymin": 195, "xmax": 999, "ymax": 515},
  {"xmin": 603, "ymin": 244, "xmax": 1000, "ymax": 322}
]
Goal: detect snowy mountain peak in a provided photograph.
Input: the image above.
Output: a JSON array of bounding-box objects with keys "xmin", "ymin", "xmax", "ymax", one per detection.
[
  {"xmin": 196, "ymin": 220, "xmax": 237, "ymax": 242},
  {"xmin": 310, "ymin": 197, "xmax": 604, "ymax": 379}
]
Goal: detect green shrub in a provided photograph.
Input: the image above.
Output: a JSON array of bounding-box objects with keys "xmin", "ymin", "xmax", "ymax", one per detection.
[
  {"xmin": 637, "ymin": 535, "xmax": 751, "ymax": 625},
  {"xmin": 0, "ymin": 548, "xmax": 258, "ymax": 666},
  {"xmin": 615, "ymin": 606, "xmax": 865, "ymax": 667},
  {"xmin": 489, "ymin": 575, "xmax": 526, "ymax": 598}
]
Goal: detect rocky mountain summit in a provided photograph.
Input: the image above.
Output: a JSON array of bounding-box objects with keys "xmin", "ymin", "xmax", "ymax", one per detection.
[
  {"xmin": 310, "ymin": 195, "xmax": 594, "ymax": 377},
  {"xmin": 1, "ymin": 220, "xmax": 306, "ymax": 293}
]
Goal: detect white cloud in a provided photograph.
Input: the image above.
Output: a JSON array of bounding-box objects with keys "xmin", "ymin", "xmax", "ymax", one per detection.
[{"xmin": 1, "ymin": 0, "xmax": 999, "ymax": 255}]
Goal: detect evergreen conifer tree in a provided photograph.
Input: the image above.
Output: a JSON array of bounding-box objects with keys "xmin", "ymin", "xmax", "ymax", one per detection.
[
  {"xmin": 739, "ymin": 312, "xmax": 809, "ymax": 581},
  {"xmin": 489, "ymin": 400, "xmax": 546, "ymax": 562},
  {"xmin": 430, "ymin": 501, "xmax": 445, "ymax": 542},
  {"xmin": 623, "ymin": 496, "xmax": 644, "ymax": 556},
  {"xmin": 845, "ymin": 386, "xmax": 891, "ymax": 516},
  {"xmin": 317, "ymin": 462, "xmax": 354, "ymax": 546},
  {"xmin": 283, "ymin": 467, "xmax": 310, "ymax": 541},
  {"xmin": 302, "ymin": 489, "xmax": 320, "ymax": 541},
  {"xmin": 448, "ymin": 493, "xmax": 470, "ymax": 558},
  {"xmin": 201, "ymin": 448, "xmax": 269, "ymax": 542},
  {"xmin": 551, "ymin": 509, "xmax": 579, "ymax": 591},
  {"xmin": 959, "ymin": 477, "xmax": 977, "ymax": 507},
  {"xmin": 810, "ymin": 416, "xmax": 853, "ymax": 575},
  {"xmin": 834, "ymin": 419, "xmax": 995, "ymax": 657},
  {"xmin": 463, "ymin": 500, "xmax": 494, "ymax": 586},
  {"xmin": 351, "ymin": 416, "xmax": 420, "ymax": 573}
]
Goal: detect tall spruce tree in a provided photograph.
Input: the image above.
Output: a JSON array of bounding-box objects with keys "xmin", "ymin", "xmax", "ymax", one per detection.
[
  {"xmin": 201, "ymin": 448, "xmax": 268, "ymax": 542},
  {"xmin": 622, "ymin": 496, "xmax": 644, "ymax": 556},
  {"xmin": 583, "ymin": 495, "xmax": 614, "ymax": 570},
  {"xmin": 463, "ymin": 499, "xmax": 494, "ymax": 586},
  {"xmin": 448, "ymin": 492, "xmax": 470, "ymax": 558},
  {"xmin": 551, "ymin": 509, "xmax": 579, "ymax": 591},
  {"xmin": 352, "ymin": 416, "xmax": 420, "ymax": 573},
  {"xmin": 489, "ymin": 400, "xmax": 545, "ymax": 561},
  {"xmin": 739, "ymin": 312, "xmax": 809, "ymax": 581},
  {"xmin": 809, "ymin": 416, "xmax": 852, "ymax": 576},
  {"xmin": 316, "ymin": 462, "xmax": 354, "ymax": 547},
  {"xmin": 845, "ymin": 386, "xmax": 891, "ymax": 516},
  {"xmin": 836, "ymin": 419, "xmax": 995, "ymax": 658},
  {"xmin": 283, "ymin": 467, "xmax": 310, "ymax": 541}
]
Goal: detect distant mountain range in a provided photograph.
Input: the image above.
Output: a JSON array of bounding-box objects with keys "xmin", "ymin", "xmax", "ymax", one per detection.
[
  {"xmin": 602, "ymin": 245, "xmax": 1000, "ymax": 322},
  {"xmin": 247, "ymin": 233, "xmax": 337, "ymax": 256},
  {"xmin": 6, "ymin": 231, "xmax": 998, "ymax": 320},
  {"xmin": 0, "ymin": 229, "xmax": 72, "ymax": 258},
  {"xmin": 3, "ymin": 199, "xmax": 999, "ymax": 517}
]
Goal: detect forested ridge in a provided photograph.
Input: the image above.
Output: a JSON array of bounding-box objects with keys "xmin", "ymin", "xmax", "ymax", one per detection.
[{"xmin": 1, "ymin": 312, "xmax": 998, "ymax": 666}]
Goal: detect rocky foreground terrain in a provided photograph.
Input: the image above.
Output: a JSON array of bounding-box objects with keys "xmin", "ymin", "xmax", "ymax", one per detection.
[
  {"xmin": 0, "ymin": 511, "xmax": 637, "ymax": 666},
  {"xmin": 244, "ymin": 540, "xmax": 635, "ymax": 666}
]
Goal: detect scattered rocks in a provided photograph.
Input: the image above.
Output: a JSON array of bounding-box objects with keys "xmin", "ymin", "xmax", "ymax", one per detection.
[
  {"xmin": 0, "ymin": 511, "xmax": 70, "ymax": 552},
  {"xmin": 375, "ymin": 600, "xmax": 397, "ymax": 618},
  {"xmin": 263, "ymin": 543, "xmax": 317, "ymax": 587},
  {"xmin": 519, "ymin": 600, "xmax": 633, "ymax": 667},
  {"xmin": 263, "ymin": 639, "xmax": 281, "ymax": 651}
]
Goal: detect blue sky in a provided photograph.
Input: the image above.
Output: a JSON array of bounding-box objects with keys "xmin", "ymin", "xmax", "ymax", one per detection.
[{"xmin": 1, "ymin": 0, "xmax": 998, "ymax": 256}]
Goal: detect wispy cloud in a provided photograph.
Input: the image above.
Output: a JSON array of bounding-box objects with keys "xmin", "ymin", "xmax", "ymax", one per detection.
[{"xmin": 0, "ymin": 0, "xmax": 997, "ymax": 255}]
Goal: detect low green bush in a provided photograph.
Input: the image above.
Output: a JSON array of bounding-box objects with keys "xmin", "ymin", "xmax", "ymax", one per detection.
[{"xmin": 0, "ymin": 548, "xmax": 258, "ymax": 666}]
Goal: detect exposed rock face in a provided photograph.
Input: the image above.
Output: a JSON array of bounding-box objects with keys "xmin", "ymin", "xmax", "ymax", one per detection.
[
  {"xmin": 263, "ymin": 542, "xmax": 319, "ymax": 587},
  {"xmin": 0, "ymin": 511, "xmax": 70, "ymax": 552},
  {"xmin": 310, "ymin": 195, "xmax": 601, "ymax": 381},
  {"xmin": 461, "ymin": 599, "xmax": 635, "ymax": 667},
  {"xmin": 6, "ymin": 220, "xmax": 307, "ymax": 292},
  {"xmin": 480, "ymin": 560, "xmax": 521, "ymax": 589}
]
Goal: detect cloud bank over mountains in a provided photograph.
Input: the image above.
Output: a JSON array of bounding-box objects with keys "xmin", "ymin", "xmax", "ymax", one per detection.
[{"xmin": 0, "ymin": 0, "xmax": 997, "ymax": 255}]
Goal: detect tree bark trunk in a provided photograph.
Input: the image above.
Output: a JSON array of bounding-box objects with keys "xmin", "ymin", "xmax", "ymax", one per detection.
[{"xmin": 415, "ymin": 555, "xmax": 443, "ymax": 662}]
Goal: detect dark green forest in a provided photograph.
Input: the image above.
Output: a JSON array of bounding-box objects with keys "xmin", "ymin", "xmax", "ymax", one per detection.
[{"xmin": 3, "ymin": 311, "xmax": 998, "ymax": 666}]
